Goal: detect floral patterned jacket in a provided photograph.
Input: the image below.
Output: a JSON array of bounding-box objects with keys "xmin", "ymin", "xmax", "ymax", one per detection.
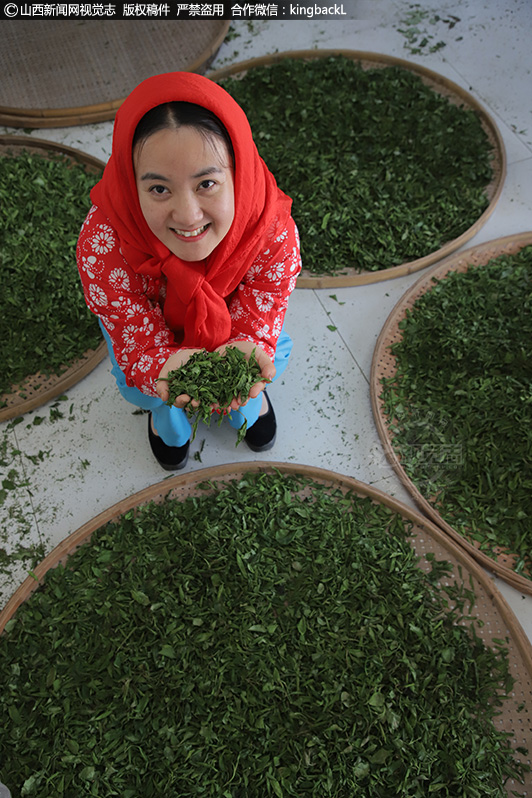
[{"xmin": 76, "ymin": 205, "xmax": 302, "ymax": 396}]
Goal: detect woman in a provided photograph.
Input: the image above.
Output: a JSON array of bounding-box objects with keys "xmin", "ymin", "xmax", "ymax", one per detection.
[{"xmin": 77, "ymin": 71, "xmax": 301, "ymax": 470}]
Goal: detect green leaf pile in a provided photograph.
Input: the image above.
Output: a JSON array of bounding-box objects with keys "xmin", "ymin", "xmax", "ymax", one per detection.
[
  {"xmin": 160, "ymin": 347, "xmax": 264, "ymax": 443},
  {"xmin": 380, "ymin": 246, "xmax": 532, "ymax": 578},
  {"xmin": 220, "ymin": 56, "xmax": 494, "ymax": 275},
  {"xmin": 0, "ymin": 472, "xmax": 528, "ymax": 797},
  {"xmin": 0, "ymin": 150, "xmax": 102, "ymax": 399}
]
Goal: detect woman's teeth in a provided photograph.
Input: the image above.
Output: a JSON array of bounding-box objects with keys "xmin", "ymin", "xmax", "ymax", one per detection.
[{"xmin": 174, "ymin": 225, "xmax": 208, "ymax": 238}]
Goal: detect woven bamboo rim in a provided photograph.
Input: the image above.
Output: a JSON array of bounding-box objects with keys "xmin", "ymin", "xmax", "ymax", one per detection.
[
  {"xmin": 0, "ymin": 136, "xmax": 107, "ymax": 421},
  {"xmin": 370, "ymin": 232, "xmax": 532, "ymax": 595},
  {"xmin": 0, "ymin": 21, "xmax": 230, "ymax": 128},
  {"xmin": 209, "ymin": 50, "xmax": 506, "ymax": 288},
  {"xmin": 1, "ymin": 461, "xmax": 531, "ymax": 790}
]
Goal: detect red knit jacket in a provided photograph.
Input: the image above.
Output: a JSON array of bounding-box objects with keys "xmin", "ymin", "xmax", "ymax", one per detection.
[{"xmin": 77, "ymin": 205, "xmax": 301, "ymax": 396}]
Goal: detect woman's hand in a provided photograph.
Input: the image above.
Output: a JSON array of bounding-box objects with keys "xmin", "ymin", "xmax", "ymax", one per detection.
[
  {"xmin": 215, "ymin": 341, "xmax": 276, "ymax": 411},
  {"xmin": 155, "ymin": 349, "xmax": 204, "ymax": 407}
]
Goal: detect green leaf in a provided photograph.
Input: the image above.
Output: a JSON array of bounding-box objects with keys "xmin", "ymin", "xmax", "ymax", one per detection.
[
  {"xmin": 66, "ymin": 739, "xmax": 80, "ymax": 755},
  {"xmin": 9, "ymin": 704, "xmax": 22, "ymax": 724},
  {"xmin": 368, "ymin": 692, "xmax": 385, "ymax": 708},
  {"xmin": 131, "ymin": 590, "xmax": 150, "ymax": 606}
]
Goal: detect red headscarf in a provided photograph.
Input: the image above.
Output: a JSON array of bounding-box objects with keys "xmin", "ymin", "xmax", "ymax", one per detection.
[{"xmin": 91, "ymin": 71, "xmax": 292, "ymax": 350}]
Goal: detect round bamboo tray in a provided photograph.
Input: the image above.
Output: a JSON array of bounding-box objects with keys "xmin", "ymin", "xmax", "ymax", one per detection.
[
  {"xmin": 370, "ymin": 232, "xmax": 532, "ymax": 595},
  {"xmin": 1, "ymin": 461, "xmax": 531, "ymax": 793},
  {"xmin": 0, "ymin": 136, "xmax": 106, "ymax": 421},
  {"xmin": 209, "ymin": 50, "xmax": 506, "ymax": 288},
  {"xmin": 0, "ymin": 20, "xmax": 230, "ymax": 128}
]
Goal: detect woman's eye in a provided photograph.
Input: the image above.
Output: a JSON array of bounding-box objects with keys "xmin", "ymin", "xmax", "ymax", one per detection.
[
  {"xmin": 199, "ymin": 179, "xmax": 216, "ymax": 190},
  {"xmin": 150, "ymin": 185, "xmax": 168, "ymax": 196}
]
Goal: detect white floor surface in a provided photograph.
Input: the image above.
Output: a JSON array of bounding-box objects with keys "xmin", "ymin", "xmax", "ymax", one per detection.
[{"xmin": 1, "ymin": 0, "xmax": 532, "ymax": 654}]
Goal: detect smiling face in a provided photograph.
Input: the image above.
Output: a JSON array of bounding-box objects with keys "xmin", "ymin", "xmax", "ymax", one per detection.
[{"xmin": 134, "ymin": 125, "xmax": 235, "ymax": 262}]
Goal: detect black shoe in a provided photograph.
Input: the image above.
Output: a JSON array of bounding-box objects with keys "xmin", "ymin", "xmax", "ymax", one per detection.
[
  {"xmin": 244, "ymin": 392, "xmax": 277, "ymax": 452},
  {"xmin": 148, "ymin": 414, "xmax": 190, "ymax": 471}
]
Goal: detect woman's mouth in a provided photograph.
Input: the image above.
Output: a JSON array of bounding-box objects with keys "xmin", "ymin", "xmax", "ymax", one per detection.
[{"xmin": 171, "ymin": 224, "xmax": 210, "ymax": 239}]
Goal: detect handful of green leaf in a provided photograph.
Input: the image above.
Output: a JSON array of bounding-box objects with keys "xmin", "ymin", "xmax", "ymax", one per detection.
[{"xmin": 158, "ymin": 347, "xmax": 265, "ymax": 444}]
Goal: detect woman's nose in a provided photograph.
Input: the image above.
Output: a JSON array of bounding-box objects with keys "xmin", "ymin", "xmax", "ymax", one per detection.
[{"xmin": 171, "ymin": 192, "xmax": 203, "ymax": 228}]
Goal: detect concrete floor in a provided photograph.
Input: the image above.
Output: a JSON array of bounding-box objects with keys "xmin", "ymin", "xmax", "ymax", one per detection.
[{"xmin": 1, "ymin": 0, "xmax": 531, "ymax": 654}]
